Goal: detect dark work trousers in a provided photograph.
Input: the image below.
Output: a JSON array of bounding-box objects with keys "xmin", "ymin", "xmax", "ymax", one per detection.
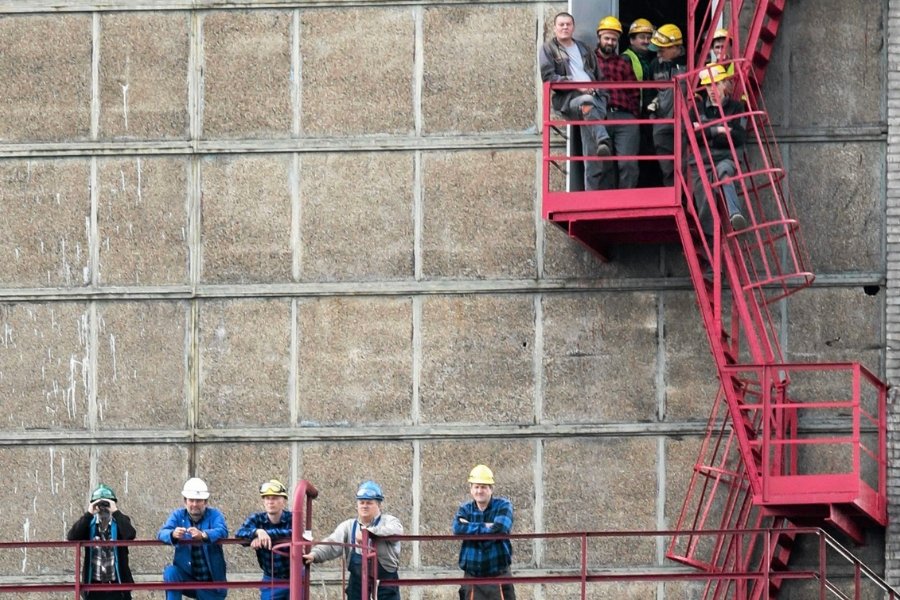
[
  {"xmin": 458, "ymin": 569, "xmax": 516, "ymax": 600},
  {"xmin": 82, "ymin": 593, "xmax": 131, "ymax": 600},
  {"xmin": 598, "ymin": 108, "xmax": 640, "ymax": 190},
  {"xmin": 347, "ymin": 552, "xmax": 400, "ymax": 600}
]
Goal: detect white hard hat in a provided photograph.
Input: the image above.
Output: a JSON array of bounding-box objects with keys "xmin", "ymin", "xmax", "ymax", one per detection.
[{"xmin": 181, "ymin": 477, "xmax": 210, "ymax": 500}]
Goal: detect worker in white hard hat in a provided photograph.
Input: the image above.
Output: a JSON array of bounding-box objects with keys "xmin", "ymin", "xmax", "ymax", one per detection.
[
  {"xmin": 303, "ymin": 480, "xmax": 404, "ymax": 600},
  {"xmin": 235, "ymin": 479, "xmax": 293, "ymax": 600},
  {"xmin": 158, "ymin": 477, "xmax": 229, "ymax": 600},
  {"xmin": 453, "ymin": 465, "xmax": 515, "ymax": 600}
]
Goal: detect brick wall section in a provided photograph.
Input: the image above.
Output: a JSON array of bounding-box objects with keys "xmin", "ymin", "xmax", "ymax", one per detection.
[{"xmin": 886, "ymin": 0, "xmax": 900, "ymax": 586}]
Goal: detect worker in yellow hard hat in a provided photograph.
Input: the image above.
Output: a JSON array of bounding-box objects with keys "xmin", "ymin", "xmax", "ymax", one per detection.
[
  {"xmin": 235, "ymin": 479, "xmax": 293, "ymax": 600},
  {"xmin": 594, "ymin": 15, "xmax": 640, "ymax": 190},
  {"xmin": 622, "ymin": 18, "xmax": 655, "ymax": 90},
  {"xmin": 453, "ymin": 465, "xmax": 516, "ymax": 600},
  {"xmin": 646, "ymin": 24, "xmax": 688, "ymax": 187},
  {"xmin": 711, "ymin": 27, "xmax": 731, "ymax": 62},
  {"xmin": 689, "ymin": 64, "xmax": 749, "ymax": 234}
]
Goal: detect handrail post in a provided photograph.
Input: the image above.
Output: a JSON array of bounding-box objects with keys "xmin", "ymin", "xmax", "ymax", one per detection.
[{"xmin": 290, "ymin": 480, "xmax": 319, "ymax": 600}]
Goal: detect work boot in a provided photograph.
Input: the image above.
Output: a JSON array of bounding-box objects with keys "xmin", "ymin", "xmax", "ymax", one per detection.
[
  {"xmin": 729, "ymin": 212, "xmax": 748, "ymax": 230},
  {"xmin": 596, "ymin": 139, "xmax": 612, "ymax": 157}
]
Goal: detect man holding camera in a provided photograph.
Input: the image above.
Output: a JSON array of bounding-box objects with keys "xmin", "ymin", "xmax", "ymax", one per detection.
[{"xmin": 67, "ymin": 483, "xmax": 137, "ymax": 600}]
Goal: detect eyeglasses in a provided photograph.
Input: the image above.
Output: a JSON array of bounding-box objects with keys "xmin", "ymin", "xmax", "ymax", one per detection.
[{"xmin": 259, "ymin": 481, "xmax": 287, "ymax": 496}]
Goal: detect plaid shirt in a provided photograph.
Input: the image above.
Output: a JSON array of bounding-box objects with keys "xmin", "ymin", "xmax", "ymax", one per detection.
[
  {"xmin": 236, "ymin": 510, "xmax": 292, "ymax": 579},
  {"xmin": 453, "ymin": 497, "xmax": 514, "ymax": 577},
  {"xmin": 595, "ymin": 51, "xmax": 640, "ymax": 117}
]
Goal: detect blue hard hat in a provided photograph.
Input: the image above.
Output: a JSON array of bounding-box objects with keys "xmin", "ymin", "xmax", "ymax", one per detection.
[{"xmin": 356, "ymin": 480, "xmax": 384, "ymax": 501}]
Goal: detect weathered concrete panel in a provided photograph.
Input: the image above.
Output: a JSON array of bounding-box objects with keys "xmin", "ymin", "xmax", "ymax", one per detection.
[
  {"xmin": 665, "ymin": 436, "xmax": 705, "ymax": 524},
  {"xmin": 664, "ymin": 291, "xmax": 719, "ymax": 421},
  {"xmin": 199, "ymin": 299, "xmax": 292, "ymax": 428},
  {"xmin": 787, "ymin": 287, "xmax": 882, "ymax": 365},
  {"xmin": 301, "ymin": 8, "xmax": 414, "ymax": 135},
  {"xmin": 790, "ymin": 142, "xmax": 883, "ymax": 273},
  {"xmin": 786, "ymin": 0, "xmax": 882, "ymax": 127},
  {"xmin": 0, "ymin": 160, "xmax": 91, "ymax": 288},
  {"xmin": 203, "ymin": 10, "xmax": 293, "ymax": 138},
  {"xmin": 420, "ymin": 295, "xmax": 534, "ymax": 424},
  {"xmin": 422, "ymin": 150, "xmax": 536, "ymax": 278},
  {"xmin": 0, "ymin": 446, "xmax": 90, "ymax": 574},
  {"xmin": 299, "ymin": 153, "xmax": 414, "ymax": 281},
  {"xmin": 543, "ymin": 224, "xmax": 666, "ymax": 280},
  {"xmin": 96, "ymin": 301, "xmax": 188, "ymax": 430},
  {"xmin": 299, "ymin": 441, "xmax": 413, "ymax": 553},
  {"xmin": 97, "ymin": 157, "xmax": 190, "ymax": 286},
  {"xmin": 419, "ymin": 439, "xmax": 534, "ymax": 568},
  {"xmin": 0, "ymin": 15, "xmax": 91, "ymax": 142},
  {"xmin": 200, "ymin": 154, "xmax": 293, "ymax": 283},
  {"xmin": 422, "ymin": 5, "xmax": 535, "ymax": 133},
  {"xmin": 0, "ymin": 303, "xmax": 90, "ymax": 430},
  {"xmin": 297, "ymin": 297, "xmax": 412, "ymax": 425},
  {"xmin": 99, "ymin": 12, "xmax": 190, "ymax": 139},
  {"xmin": 543, "ymin": 438, "xmax": 657, "ymax": 567},
  {"xmin": 543, "ymin": 292, "xmax": 658, "ymax": 422}
]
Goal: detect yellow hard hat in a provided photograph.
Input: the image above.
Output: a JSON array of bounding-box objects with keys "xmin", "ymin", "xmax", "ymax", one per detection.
[
  {"xmin": 650, "ymin": 24, "xmax": 683, "ymax": 49},
  {"xmin": 699, "ymin": 64, "xmax": 732, "ymax": 86},
  {"xmin": 468, "ymin": 464, "xmax": 495, "ymax": 485},
  {"xmin": 713, "ymin": 27, "xmax": 729, "ymax": 40},
  {"xmin": 259, "ymin": 479, "xmax": 289, "ymax": 498},
  {"xmin": 596, "ymin": 16, "xmax": 623, "ymax": 34},
  {"xmin": 629, "ymin": 18, "xmax": 654, "ymax": 35}
]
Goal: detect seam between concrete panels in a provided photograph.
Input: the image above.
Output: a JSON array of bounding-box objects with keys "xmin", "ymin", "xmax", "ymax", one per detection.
[
  {"xmin": 411, "ymin": 295, "xmax": 422, "ymax": 425},
  {"xmin": 91, "ymin": 13, "xmax": 100, "ymax": 140},
  {"xmin": 292, "ymin": 9, "xmax": 301, "ymax": 137},
  {"xmin": 413, "ymin": 5, "xmax": 423, "ymax": 136}
]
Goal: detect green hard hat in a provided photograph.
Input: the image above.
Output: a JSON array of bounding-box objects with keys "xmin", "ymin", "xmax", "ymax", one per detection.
[{"xmin": 90, "ymin": 484, "xmax": 117, "ymax": 502}]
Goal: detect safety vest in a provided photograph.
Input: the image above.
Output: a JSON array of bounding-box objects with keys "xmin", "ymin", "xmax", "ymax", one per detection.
[{"xmin": 622, "ymin": 49, "xmax": 646, "ymax": 106}]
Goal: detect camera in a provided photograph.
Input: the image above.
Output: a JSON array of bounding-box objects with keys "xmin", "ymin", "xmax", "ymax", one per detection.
[{"xmin": 96, "ymin": 501, "xmax": 110, "ymax": 509}]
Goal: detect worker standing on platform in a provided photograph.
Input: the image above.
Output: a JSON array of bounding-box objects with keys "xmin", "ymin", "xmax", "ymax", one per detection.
[
  {"xmin": 236, "ymin": 479, "xmax": 293, "ymax": 600},
  {"xmin": 453, "ymin": 465, "xmax": 515, "ymax": 600},
  {"xmin": 688, "ymin": 64, "xmax": 748, "ymax": 233},
  {"xmin": 646, "ymin": 24, "xmax": 688, "ymax": 186},
  {"xmin": 710, "ymin": 28, "xmax": 732, "ymax": 64},
  {"xmin": 622, "ymin": 18, "xmax": 656, "ymax": 113},
  {"xmin": 303, "ymin": 480, "xmax": 403, "ymax": 600},
  {"xmin": 594, "ymin": 16, "xmax": 640, "ymax": 190},
  {"xmin": 540, "ymin": 11, "xmax": 612, "ymax": 191},
  {"xmin": 158, "ymin": 477, "xmax": 229, "ymax": 600},
  {"xmin": 67, "ymin": 484, "xmax": 136, "ymax": 600}
]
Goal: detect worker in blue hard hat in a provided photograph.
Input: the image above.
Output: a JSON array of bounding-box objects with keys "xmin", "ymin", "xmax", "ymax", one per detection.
[{"xmin": 303, "ymin": 480, "xmax": 404, "ymax": 600}]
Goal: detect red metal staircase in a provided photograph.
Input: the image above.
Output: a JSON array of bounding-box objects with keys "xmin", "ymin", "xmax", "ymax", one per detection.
[{"xmin": 541, "ymin": 1, "xmax": 888, "ymax": 597}]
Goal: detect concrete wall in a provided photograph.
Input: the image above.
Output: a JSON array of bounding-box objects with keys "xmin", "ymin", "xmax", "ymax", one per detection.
[{"xmin": 0, "ymin": 0, "xmax": 890, "ymax": 598}]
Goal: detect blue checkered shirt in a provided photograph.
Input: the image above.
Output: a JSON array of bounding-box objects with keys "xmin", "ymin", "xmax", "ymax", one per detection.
[
  {"xmin": 236, "ymin": 510, "xmax": 293, "ymax": 579},
  {"xmin": 453, "ymin": 497, "xmax": 514, "ymax": 576}
]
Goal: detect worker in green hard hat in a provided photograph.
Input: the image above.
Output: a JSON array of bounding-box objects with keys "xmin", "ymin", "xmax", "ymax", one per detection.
[{"xmin": 67, "ymin": 483, "xmax": 137, "ymax": 600}]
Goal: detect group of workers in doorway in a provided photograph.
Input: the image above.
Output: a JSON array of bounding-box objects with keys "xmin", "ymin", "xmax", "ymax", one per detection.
[
  {"xmin": 540, "ymin": 12, "xmax": 749, "ymax": 233},
  {"xmin": 67, "ymin": 464, "xmax": 515, "ymax": 600}
]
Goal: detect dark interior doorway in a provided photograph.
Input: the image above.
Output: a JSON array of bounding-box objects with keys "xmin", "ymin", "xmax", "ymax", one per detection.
[{"xmin": 564, "ymin": 0, "xmax": 708, "ymax": 191}]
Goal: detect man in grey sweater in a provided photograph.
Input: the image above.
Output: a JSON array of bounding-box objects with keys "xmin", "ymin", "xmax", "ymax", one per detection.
[{"xmin": 303, "ymin": 481, "xmax": 403, "ymax": 600}]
